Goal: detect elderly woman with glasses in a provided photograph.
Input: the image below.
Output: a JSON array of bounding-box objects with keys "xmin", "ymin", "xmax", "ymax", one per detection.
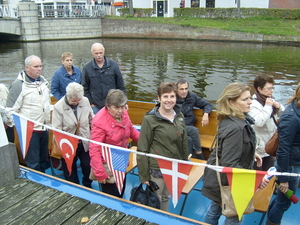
[
  {"xmin": 52, "ymin": 82, "xmax": 94, "ymax": 188},
  {"xmin": 89, "ymin": 89, "xmax": 140, "ymax": 197},
  {"xmin": 249, "ymin": 74, "xmax": 285, "ymax": 171}
]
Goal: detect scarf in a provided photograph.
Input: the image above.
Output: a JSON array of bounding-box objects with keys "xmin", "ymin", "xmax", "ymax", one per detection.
[{"xmin": 255, "ymin": 91, "xmax": 278, "ymax": 117}]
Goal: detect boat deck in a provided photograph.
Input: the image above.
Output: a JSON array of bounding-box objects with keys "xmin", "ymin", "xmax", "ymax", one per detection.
[
  {"xmin": 0, "ymin": 165, "xmax": 204, "ymax": 225},
  {"xmin": 0, "ymin": 177, "xmax": 159, "ymax": 225}
]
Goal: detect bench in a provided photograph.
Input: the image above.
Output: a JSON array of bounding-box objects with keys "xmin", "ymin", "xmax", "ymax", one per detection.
[
  {"xmin": 127, "ymin": 100, "xmax": 217, "ymax": 152},
  {"xmin": 253, "ymin": 176, "xmax": 276, "ymax": 225}
]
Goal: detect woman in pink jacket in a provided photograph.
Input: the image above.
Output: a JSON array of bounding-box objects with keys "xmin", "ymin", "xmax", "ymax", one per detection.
[{"xmin": 89, "ymin": 89, "xmax": 139, "ymax": 197}]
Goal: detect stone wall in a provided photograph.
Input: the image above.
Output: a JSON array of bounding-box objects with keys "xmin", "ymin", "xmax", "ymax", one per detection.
[
  {"xmin": 101, "ymin": 19, "xmax": 300, "ymax": 44},
  {"xmin": 39, "ymin": 17, "xmax": 102, "ymax": 40}
]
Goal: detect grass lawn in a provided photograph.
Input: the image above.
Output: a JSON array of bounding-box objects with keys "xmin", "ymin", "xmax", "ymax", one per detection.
[{"xmin": 107, "ymin": 16, "xmax": 300, "ymax": 36}]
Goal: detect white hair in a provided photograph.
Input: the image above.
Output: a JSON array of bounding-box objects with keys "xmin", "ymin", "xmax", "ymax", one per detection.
[{"xmin": 66, "ymin": 82, "xmax": 84, "ymax": 99}]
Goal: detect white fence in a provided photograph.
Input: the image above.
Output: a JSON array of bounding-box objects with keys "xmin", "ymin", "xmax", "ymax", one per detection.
[
  {"xmin": 0, "ymin": 4, "xmax": 114, "ymax": 18},
  {"xmin": 0, "ymin": 5, "xmax": 18, "ymax": 18},
  {"xmin": 38, "ymin": 4, "xmax": 113, "ymax": 18}
]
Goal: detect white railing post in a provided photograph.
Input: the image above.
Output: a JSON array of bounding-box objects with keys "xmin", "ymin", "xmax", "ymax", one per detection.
[{"xmin": 41, "ymin": 3, "xmax": 44, "ymax": 18}]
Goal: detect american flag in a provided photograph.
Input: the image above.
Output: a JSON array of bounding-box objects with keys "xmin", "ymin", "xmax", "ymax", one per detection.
[
  {"xmin": 13, "ymin": 114, "xmax": 34, "ymax": 158},
  {"xmin": 157, "ymin": 158, "xmax": 193, "ymax": 207},
  {"xmin": 101, "ymin": 145, "xmax": 130, "ymax": 195}
]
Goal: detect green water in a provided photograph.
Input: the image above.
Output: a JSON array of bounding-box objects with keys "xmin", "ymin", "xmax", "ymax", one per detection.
[{"xmin": 1, "ymin": 38, "xmax": 299, "ymax": 107}]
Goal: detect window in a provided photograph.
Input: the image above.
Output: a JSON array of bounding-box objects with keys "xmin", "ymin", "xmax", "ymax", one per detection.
[
  {"xmin": 206, "ymin": 0, "xmax": 215, "ymax": 8},
  {"xmin": 191, "ymin": 0, "xmax": 199, "ymax": 8},
  {"xmin": 164, "ymin": 0, "xmax": 168, "ymax": 13}
]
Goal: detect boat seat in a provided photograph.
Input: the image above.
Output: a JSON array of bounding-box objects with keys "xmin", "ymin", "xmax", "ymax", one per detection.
[{"xmin": 253, "ymin": 176, "xmax": 276, "ymax": 225}]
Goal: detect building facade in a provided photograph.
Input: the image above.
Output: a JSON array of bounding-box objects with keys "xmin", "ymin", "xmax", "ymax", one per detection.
[{"xmin": 131, "ymin": 0, "xmax": 300, "ymax": 17}]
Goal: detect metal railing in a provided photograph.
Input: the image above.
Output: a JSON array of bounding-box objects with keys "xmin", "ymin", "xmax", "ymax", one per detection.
[
  {"xmin": 38, "ymin": 4, "xmax": 113, "ymax": 18},
  {"xmin": 0, "ymin": 4, "xmax": 113, "ymax": 18},
  {"xmin": 0, "ymin": 5, "xmax": 18, "ymax": 18}
]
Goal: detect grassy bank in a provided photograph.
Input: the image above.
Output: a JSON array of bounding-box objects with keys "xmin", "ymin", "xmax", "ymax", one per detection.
[{"xmin": 107, "ymin": 16, "xmax": 300, "ymax": 36}]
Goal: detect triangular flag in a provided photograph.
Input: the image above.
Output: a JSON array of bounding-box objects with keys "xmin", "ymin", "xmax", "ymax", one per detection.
[
  {"xmin": 13, "ymin": 114, "xmax": 34, "ymax": 158},
  {"xmin": 157, "ymin": 158, "xmax": 193, "ymax": 207},
  {"xmin": 222, "ymin": 167, "xmax": 266, "ymax": 220},
  {"xmin": 53, "ymin": 131, "xmax": 78, "ymax": 176},
  {"xmin": 0, "ymin": 115, "xmax": 8, "ymax": 147},
  {"xmin": 101, "ymin": 145, "xmax": 130, "ymax": 195}
]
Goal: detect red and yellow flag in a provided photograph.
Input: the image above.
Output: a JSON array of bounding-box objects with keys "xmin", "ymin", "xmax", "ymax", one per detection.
[{"xmin": 222, "ymin": 167, "xmax": 266, "ymax": 220}]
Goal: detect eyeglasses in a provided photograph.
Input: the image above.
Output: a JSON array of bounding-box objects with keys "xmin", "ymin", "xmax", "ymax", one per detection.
[{"xmin": 264, "ymin": 87, "xmax": 275, "ymax": 91}]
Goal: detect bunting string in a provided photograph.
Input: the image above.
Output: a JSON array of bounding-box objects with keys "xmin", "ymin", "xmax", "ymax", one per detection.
[{"xmin": 2, "ymin": 106, "xmax": 300, "ymax": 178}]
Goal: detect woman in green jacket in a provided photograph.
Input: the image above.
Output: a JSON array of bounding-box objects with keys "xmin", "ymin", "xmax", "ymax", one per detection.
[{"xmin": 137, "ymin": 82, "xmax": 188, "ymax": 211}]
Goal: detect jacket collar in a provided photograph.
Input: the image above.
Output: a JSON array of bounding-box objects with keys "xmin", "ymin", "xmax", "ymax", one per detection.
[
  {"xmin": 147, "ymin": 103, "xmax": 182, "ymax": 121},
  {"xmin": 92, "ymin": 56, "xmax": 109, "ymax": 69},
  {"xmin": 291, "ymin": 99, "xmax": 300, "ymax": 117}
]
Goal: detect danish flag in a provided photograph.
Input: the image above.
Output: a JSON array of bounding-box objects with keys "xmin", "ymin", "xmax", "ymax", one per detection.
[{"xmin": 157, "ymin": 158, "xmax": 193, "ymax": 207}]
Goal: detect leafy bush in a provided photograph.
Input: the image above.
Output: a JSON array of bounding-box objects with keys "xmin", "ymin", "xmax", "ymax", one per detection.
[{"xmin": 118, "ymin": 8, "xmax": 155, "ymax": 17}]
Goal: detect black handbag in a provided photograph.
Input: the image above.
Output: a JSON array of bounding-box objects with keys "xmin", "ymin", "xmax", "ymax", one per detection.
[{"xmin": 130, "ymin": 181, "xmax": 160, "ymax": 209}]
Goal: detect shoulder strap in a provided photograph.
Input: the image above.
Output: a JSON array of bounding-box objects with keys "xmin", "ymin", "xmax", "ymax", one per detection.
[
  {"xmin": 272, "ymin": 116, "xmax": 278, "ymax": 127},
  {"xmin": 215, "ymin": 137, "xmax": 223, "ymax": 189}
]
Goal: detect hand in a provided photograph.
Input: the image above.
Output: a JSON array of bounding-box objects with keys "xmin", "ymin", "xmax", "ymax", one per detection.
[
  {"xmin": 265, "ymin": 98, "xmax": 274, "ymax": 106},
  {"xmin": 273, "ymin": 101, "xmax": 281, "ymax": 109},
  {"xmin": 91, "ymin": 104, "xmax": 95, "ymax": 107},
  {"xmin": 278, "ymin": 182, "xmax": 289, "ymax": 194},
  {"xmin": 260, "ymin": 177, "xmax": 270, "ymax": 189},
  {"xmin": 143, "ymin": 181, "xmax": 150, "ymax": 186},
  {"xmin": 201, "ymin": 113, "xmax": 209, "ymax": 127},
  {"xmin": 98, "ymin": 179, "xmax": 106, "ymax": 184},
  {"xmin": 254, "ymin": 153, "xmax": 262, "ymax": 168}
]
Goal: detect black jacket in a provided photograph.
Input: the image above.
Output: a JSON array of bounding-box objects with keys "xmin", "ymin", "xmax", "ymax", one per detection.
[
  {"xmin": 82, "ymin": 57, "xmax": 126, "ymax": 109},
  {"xmin": 202, "ymin": 116, "xmax": 256, "ymax": 203},
  {"xmin": 177, "ymin": 91, "xmax": 212, "ymax": 126}
]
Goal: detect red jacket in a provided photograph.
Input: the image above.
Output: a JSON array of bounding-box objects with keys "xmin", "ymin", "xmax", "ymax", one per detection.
[{"xmin": 89, "ymin": 107, "xmax": 140, "ymax": 180}]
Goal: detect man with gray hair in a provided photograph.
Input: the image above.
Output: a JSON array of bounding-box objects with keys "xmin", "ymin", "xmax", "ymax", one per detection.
[
  {"xmin": 82, "ymin": 43, "xmax": 126, "ymax": 114},
  {"xmin": 7, "ymin": 55, "xmax": 50, "ymax": 172}
]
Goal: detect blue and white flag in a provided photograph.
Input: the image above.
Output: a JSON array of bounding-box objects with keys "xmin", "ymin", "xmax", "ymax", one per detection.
[
  {"xmin": 101, "ymin": 145, "xmax": 130, "ymax": 195},
  {"xmin": 13, "ymin": 114, "xmax": 34, "ymax": 158}
]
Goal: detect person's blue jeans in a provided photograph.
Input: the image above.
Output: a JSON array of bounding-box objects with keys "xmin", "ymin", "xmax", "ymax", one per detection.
[
  {"xmin": 25, "ymin": 131, "xmax": 48, "ymax": 172},
  {"xmin": 186, "ymin": 125, "xmax": 203, "ymax": 159},
  {"xmin": 92, "ymin": 106, "xmax": 100, "ymax": 115},
  {"xmin": 267, "ymin": 165, "xmax": 300, "ymax": 224},
  {"xmin": 205, "ymin": 201, "xmax": 242, "ymax": 225}
]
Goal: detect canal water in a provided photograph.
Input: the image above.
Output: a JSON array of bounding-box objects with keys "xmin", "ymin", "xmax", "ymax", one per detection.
[{"xmin": 1, "ymin": 38, "xmax": 300, "ymax": 107}]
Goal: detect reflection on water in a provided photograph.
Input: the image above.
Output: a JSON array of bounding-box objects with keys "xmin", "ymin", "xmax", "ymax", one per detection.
[{"xmin": 1, "ymin": 38, "xmax": 300, "ymax": 107}]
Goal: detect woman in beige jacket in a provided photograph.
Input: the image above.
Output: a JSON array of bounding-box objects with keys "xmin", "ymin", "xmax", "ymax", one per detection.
[{"xmin": 52, "ymin": 82, "xmax": 94, "ymax": 187}]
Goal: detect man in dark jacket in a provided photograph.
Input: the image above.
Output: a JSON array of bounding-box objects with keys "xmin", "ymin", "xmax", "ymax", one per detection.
[
  {"xmin": 176, "ymin": 78, "xmax": 212, "ymax": 159},
  {"xmin": 82, "ymin": 43, "xmax": 126, "ymax": 114}
]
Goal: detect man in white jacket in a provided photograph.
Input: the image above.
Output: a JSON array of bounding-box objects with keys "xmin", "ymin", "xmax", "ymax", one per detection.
[
  {"xmin": 7, "ymin": 55, "xmax": 50, "ymax": 172},
  {"xmin": 249, "ymin": 74, "xmax": 284, "ymax": 171}
]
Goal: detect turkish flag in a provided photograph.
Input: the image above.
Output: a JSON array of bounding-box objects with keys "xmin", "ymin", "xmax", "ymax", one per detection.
[
  {"xmin": 53, "ymin": 131, "xmax": 78, "ymax": 176},
  {"xmin": 156, "ymin": 158, "xmax": 193, "ymax": 207}
]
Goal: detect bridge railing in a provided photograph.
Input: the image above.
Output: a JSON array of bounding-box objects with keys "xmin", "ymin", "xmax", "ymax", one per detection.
[
  {"xmin": 0, "ymin": 5, "xmax": 18, "ymax": 18},
  {"xmin": 38, "ymin": 4, "xmax": 113, "ymax": 18}
]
